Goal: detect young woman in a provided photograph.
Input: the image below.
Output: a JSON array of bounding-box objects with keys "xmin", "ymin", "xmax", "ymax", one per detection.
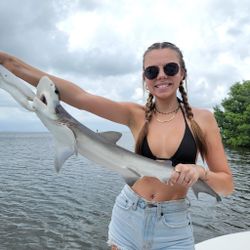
[{"xmin": 0, "ymin": 42, "xmax": 234, "ymax": 249}]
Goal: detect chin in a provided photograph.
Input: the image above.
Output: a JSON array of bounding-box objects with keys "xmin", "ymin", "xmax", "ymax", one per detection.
[{"xmin": 154, "ymin": 91, "xmax": 176, "ymax": 100}]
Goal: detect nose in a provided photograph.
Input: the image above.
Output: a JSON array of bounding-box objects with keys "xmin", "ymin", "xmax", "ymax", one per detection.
[{"xmin": 157, "ymin": 66, "xmax": 167, "ymax": 79}]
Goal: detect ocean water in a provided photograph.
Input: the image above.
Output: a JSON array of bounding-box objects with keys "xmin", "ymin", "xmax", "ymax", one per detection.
[{"xmin": 0, "ymin": 132, "xmax": 249, "ymax": 250}]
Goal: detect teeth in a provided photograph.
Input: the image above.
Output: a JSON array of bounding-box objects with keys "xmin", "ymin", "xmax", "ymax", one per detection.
[
  {"xmin": 155, "ymin": 83, "xmax": 171, "ymax": 88},
  {"xmin": 158, "ymin": 85, "xmax": 166, "ymax": 88}
]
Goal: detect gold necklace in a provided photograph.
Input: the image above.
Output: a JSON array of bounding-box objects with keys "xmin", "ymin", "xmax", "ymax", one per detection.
[
  {"xmin": 156, "ymin": 114, "xmax": 176, "ymax": 123},
  {"xmin": 155, "ymin": 105, "xmax": 180, "ymax": 123},
  {"xmin": 154, "ymin": 105, "xmax": 180, "ymax": 115}
]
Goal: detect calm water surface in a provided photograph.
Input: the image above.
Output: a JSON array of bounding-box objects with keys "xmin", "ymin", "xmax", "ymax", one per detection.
[{"xmin": 0, "ymin": 132, "xmax": 249, "ymax": 250}]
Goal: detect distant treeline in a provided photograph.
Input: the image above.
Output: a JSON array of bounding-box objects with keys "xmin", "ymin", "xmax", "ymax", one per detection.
[{"xmin": 214, "ymin": 80, "xmax": 250, "ymax": 148}]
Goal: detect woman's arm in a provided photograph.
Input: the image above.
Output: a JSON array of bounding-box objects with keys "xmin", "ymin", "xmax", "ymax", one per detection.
[
  {"xmin": 196, "ymin": 109, "xmax": 234, "ymax": 195},
  {"xmin": 170, "ymin": 109, "xmax": 234, "ymax": 196},
  {"xmin": 0, "ymin": 52, "xmax": 141, "ymax": 127}
]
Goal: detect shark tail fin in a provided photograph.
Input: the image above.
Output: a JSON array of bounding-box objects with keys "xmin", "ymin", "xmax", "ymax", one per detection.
[{"xmin": 192, "ymin": 179, "xmax": 222, "ymax": 202}]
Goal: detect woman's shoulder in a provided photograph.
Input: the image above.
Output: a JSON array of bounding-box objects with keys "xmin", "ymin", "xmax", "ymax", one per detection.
[
  {"xmin": 192, "ymin": 107, "xmax": 214, "ymax": 119},
  {"xmin": 123, "ymin": 102, "xmax": 145, "ymax": 113},
  {"xmin": 191, "ymin": 107, "xmax": 218, "ymax": 132}
]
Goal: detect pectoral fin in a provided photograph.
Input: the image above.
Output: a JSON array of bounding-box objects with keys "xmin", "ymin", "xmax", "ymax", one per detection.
[
  {"xmin": 126, "ymin": 167, "xmax": 141, "ymax": 178},
  {"xmin": 51, "ymin": 124, "xmax": 77, "ymax": 172},
  {"xmin": 119, "ymin": 167, "xmax": 141, "ymax": 186},
  {"xmin": 54, "ymin": 144, "xmax": 76, "ymax": 172}
]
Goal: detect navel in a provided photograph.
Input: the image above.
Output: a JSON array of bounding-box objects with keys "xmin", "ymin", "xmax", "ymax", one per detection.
[{"xmin": 150, "ymin": 193, "xmax": 156, "ymax": 200}]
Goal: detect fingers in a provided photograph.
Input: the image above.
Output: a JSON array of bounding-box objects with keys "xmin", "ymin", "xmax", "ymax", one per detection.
[
  {"xmin": 168, "ymin": 164, "xmax": 199, "ymax": 187},
  {"xmin": 168, "ymin": 169, "xmax": 181, "ymax": 186}
]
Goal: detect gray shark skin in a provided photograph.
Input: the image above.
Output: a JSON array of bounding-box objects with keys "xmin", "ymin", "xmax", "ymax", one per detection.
[
  {"xmin": 0, "ymin": 65, "xmax": 35, "ymax": 111},
  {"xmin": 0, "ymin": 66, "xmax": 221, "ymax": 201}
]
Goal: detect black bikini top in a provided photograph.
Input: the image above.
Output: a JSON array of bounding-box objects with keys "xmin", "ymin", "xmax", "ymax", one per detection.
[{"xmin": 140, "ymin": 107, "xmax": 197, "ymax": 166}]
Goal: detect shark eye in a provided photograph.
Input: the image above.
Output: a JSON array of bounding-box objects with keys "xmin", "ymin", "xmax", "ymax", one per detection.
[{"xmin": 41, "ymin": 95, "xmax": 47, "ymax": 105}]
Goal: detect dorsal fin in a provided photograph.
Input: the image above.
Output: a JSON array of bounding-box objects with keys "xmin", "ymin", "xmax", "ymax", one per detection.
[{"xmin": 98, "ymin": 131, "xmax": 122, "ymax": 144}]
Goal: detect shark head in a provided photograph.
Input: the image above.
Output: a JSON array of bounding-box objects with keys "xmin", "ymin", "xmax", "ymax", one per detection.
[
  {"xmin": 33, "ymin": 76, "xmax": 60, "ymax": 120},
  {"xmin": 33, "ymin": 76, "xmax": 78, "ymax": 172}
]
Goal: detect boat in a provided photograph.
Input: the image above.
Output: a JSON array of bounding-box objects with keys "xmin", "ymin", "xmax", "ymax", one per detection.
[{"xmin": 195, "ymin": 231, "xmax": 250, "ymax": 249}]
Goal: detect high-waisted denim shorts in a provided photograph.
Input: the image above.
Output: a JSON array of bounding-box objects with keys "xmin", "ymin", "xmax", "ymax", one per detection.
[{"xmin": 108, "ymin": 185, "xmax": 194, "ymax": 250}]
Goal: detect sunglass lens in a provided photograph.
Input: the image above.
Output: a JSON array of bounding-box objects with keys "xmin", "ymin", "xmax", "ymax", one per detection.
[
  {"xmin": 144, "ymin": 66, "xmax": 159, "ymax": 80},
  {"xmin": 164, "ymin": 63, "xmax": 179, "ymax": 76}
]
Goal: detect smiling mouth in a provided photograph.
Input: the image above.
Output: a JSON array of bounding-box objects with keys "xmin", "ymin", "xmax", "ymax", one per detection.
[{"xmin": 154, "ymin": 83, "xmax": 172, "ymax": 88}]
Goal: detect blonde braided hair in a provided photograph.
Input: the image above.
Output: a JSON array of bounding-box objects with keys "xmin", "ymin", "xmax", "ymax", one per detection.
[{"xmin": 135, "ymin": 92, "xmax": 155, "ymax": 154}]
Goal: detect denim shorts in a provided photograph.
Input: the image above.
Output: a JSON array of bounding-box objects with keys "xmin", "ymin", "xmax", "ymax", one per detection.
[{"xmin": 107, "ymin": 185, "xmax": 194, "ymax": 250}]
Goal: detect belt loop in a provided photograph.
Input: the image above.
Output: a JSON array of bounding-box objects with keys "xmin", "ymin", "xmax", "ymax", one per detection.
[
  {"xmin": 157, "ymin": 203, "xmax": 162, "ymax": 219},
  {"xmin": 186, "ymin": 197, "xmax": 191, "ymax": 208}
]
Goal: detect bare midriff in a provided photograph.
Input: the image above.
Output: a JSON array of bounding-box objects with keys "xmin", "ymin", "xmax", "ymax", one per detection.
[{"xmin": 131, "ymin": 176, "xmax": 188, "ymax": 202}]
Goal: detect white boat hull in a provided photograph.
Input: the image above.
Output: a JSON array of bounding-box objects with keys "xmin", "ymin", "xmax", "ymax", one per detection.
[{"xmin": 195, "ymin": 231, "xmax": 250, "ymax": 250}]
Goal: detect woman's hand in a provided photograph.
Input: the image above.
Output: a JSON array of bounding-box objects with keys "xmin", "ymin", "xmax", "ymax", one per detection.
[
  {"xmin": 0, "ymin": 52, "xmax": 9, "ymax": 64},
  {"xmin": 0, "ymin": 52, "xmax": 6, "ymax": 65},
  {"xmin": 168, "ymin": 164, "xmax": 201, "ymax": 187},
  {"xmin": 0, "ymin": 52, "xmax": 13, "ymax": 69}
]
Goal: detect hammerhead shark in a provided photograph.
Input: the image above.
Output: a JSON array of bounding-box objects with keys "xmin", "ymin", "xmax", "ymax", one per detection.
[{"xmin": 0, "ymin": 65, "xmax": 221, "ymax": 201}]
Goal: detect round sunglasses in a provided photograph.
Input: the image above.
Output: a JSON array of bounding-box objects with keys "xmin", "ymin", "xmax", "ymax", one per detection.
[{"xmin": 144, "ymin": 62, "xmax": 180, "ymax": 80}]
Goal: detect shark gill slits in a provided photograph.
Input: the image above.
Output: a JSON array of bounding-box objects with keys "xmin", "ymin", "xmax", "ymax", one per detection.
[{"xmin": 41, "ymin": 95, "xmax": 47, "ymax": 105}]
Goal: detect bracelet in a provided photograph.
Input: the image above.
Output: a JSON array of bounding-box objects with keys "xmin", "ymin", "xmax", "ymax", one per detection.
[{"xmin": 202, "ymin": 168, "xmax": 209, "ymax": 181}]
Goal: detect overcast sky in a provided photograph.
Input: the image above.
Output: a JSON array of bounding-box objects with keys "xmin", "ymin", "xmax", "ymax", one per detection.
[{"xmin": 0, "ymin": 0, "xmax": 249, "ymax": 132}]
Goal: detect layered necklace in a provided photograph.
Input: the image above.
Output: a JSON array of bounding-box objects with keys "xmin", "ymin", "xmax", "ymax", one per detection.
[{"xmin": 154, "ymin": 104, "xmax": 180, "ymax": 123}]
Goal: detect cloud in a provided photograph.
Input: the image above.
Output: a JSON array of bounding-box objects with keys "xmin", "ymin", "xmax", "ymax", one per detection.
[{"xmin": 0, "ymin": 0, "xmax": 249, "ymax": 131}]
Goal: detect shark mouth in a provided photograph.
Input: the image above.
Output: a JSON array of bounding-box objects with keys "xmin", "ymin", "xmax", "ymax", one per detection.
[{"xmin": 40, "ymin": 94, "xmax": 47, "ymax": 105}]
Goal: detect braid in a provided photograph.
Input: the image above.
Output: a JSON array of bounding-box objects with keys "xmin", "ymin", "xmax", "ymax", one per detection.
[
  {"xmin": 135, "ymin": 92, "xmax": 155, "ymax": 154},
  {"xmin": 179, "ymin": 82, "xmax": 207, "ymax": 159},
  {"xmin": 179, "ymin": 81, "xmax": 193, "ymax": 119},
  {"xmin": 145, "ymin": 93, "xmax": 155, "ymax": 121}
]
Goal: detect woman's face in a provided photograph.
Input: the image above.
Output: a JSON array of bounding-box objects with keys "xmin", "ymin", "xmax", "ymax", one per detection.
[{"xmin": 143, "ymin": 48, "xmax": 185, "ymax": 100}]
